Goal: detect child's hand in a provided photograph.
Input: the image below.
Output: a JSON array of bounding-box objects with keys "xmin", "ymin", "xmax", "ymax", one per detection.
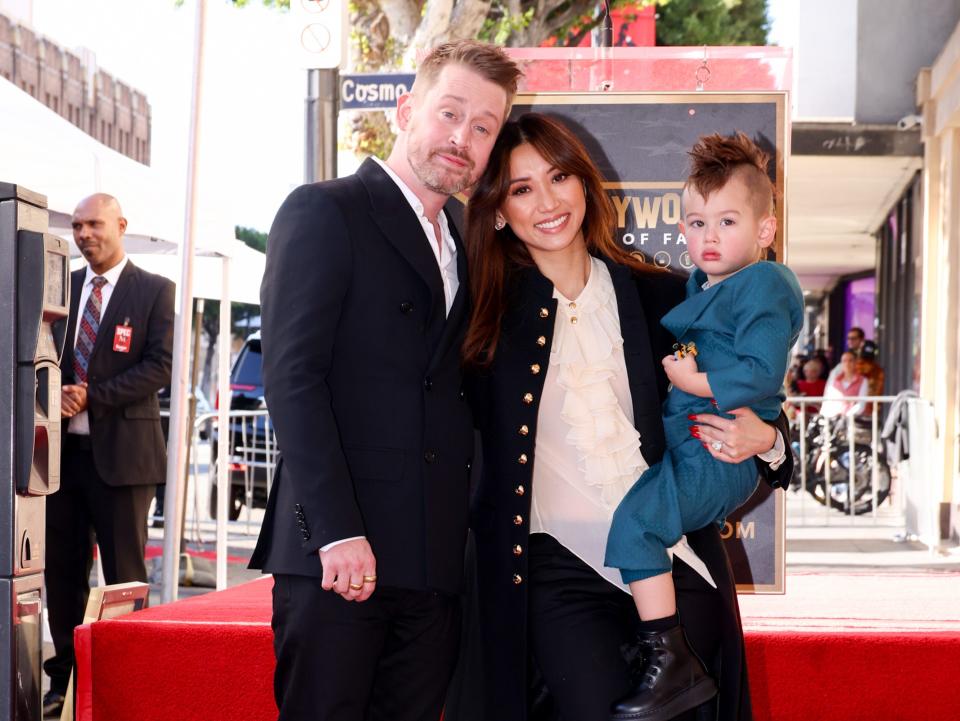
[{"xmin": 662, "ymin": 351, "xmax": 700, "ymax": 393}]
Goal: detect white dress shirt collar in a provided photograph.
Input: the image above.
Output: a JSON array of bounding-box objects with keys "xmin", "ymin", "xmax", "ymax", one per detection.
[{"xmin": 84, "ymin": 254, "xmax": 128, "ymax": 288}]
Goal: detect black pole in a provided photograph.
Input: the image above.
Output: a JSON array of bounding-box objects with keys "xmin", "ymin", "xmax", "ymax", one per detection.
[{"xmin": 600, "ymin": 0, "xmax": 614, "ymax": 48}]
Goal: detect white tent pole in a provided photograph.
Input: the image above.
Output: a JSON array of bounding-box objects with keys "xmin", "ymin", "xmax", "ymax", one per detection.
[
  {"xmin": 161, "ymin": 0, "xmax": 207, "ymax": 605},
  {"xmin": 216, "ymin": 255, "xmax": 231, "ymax": 590}
]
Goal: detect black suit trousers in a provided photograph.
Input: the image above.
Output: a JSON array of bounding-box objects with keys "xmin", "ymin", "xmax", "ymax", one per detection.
[
  {"xmin": 43, "ymin": 435, "xmax": 154, "ymax": 691},
  {"xmin": 272, "ymin": 575, "xmax": 461, "ymax": 721}
]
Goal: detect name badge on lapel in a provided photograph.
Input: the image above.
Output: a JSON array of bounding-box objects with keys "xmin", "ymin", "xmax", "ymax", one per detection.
[{"xmin": 113, "ymin": 318, "xmax": 133, "ymax": 353}]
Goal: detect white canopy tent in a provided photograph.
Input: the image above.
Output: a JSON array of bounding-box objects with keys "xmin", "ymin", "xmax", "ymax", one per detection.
[
  {"xmin": 0, "ymin": 78, "xmax": 183, "ymax": 242},
  {"xmin": 63, "ymin": 235, "xmax": 266, "ymax": 306}
]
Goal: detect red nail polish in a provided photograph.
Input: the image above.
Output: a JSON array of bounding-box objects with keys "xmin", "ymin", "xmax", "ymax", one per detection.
[
  {"xmin": 687, "ymin": 414, "xmax": 697, "ymax": 421},
  {"xmin": 689, "ymin": 426, "xmax": 701, "ymax": 438},
  {"xmin": 710, "ymin": 398, "xmax": 718, "ymax": 407}
]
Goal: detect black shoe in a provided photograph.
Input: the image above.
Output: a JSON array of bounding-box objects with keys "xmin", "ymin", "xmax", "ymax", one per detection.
[
  {"xmin": 610, "ymin": 625, "xmax": 717, "ymax": 720},
  {"xmin": 42, "ymin": 690, "xmax": 65, "ymax": 718}
]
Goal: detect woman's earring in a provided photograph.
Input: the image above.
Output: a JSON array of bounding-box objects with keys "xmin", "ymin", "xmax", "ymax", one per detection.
[{"xmin": 495, "ymin": 214, "xmax": 506, "ymax": 231}]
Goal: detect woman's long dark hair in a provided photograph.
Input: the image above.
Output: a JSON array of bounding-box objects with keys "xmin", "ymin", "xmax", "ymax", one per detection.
[{"xmin": 463, "ymin": 112, "xmax": 657, "ymax": 367}]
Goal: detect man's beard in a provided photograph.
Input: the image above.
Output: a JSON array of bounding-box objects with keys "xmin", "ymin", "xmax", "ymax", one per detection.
[{"xmin": 408, "ymin": 145, "xmax": 476, "ymax": 195}]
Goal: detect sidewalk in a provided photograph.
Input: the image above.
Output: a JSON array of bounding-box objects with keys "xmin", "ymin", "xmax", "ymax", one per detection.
[
  {"xmin": 783, "ymin": 488, "xmax": 960, "ymax": 572},
  {"xmin": 738, "ymin": 490, "xmax": 960, "ymax": 630}
]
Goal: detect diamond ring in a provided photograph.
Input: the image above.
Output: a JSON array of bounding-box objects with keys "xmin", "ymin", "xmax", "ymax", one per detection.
[{"xmin": 711, "ymin": 440, "xmax": 723, "ymax": 451}]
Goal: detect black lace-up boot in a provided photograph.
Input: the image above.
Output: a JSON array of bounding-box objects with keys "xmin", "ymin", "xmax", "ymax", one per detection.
[{"xmin": 610, "ymin": 624, "xmax": 717, "ymax": 720}]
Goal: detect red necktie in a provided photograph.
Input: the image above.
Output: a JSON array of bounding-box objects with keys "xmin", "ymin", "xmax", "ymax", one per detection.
[{"xmin": 73, "ymin": 276, "xmax": 107, "ymax": 383}]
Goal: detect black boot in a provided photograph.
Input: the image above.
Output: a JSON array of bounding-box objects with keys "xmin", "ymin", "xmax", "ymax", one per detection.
[{"xmin": 610, "ymin": 624, "xmax": 717, "ymax": 720}]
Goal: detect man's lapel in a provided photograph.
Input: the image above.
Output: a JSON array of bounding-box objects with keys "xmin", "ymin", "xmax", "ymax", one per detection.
[
  {"xmin": 357, "ymin": 159, "xmax": 445, "ymax": 322},
  {"xmin": 92, "ymin": 261, "xmax": 136, "ymax": 358}
]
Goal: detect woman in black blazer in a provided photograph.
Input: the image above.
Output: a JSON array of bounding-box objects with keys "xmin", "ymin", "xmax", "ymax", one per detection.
[{"xmin": 460, "ymin": 114, "xmax": 792, "ymax": 721}]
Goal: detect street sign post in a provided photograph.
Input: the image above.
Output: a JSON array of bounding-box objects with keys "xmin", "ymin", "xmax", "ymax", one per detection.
[
  {"xmin": 339, "ymin": 73, "xmax": 415, "ymax": 111},
  {"xmin": 290, "ymin": 0, "xmax": 345, "ymax": 70}
]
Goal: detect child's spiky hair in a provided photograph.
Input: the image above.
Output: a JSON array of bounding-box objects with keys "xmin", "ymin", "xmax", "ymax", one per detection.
[{"xmin": 685, "ymin": 132, "xmax": 775, "ymax": 217}]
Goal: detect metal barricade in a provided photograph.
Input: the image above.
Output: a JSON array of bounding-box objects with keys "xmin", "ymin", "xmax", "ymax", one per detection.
[
  {"xmin": 151, "ymin": 409, "xmax": 277, "ymax": 590},
  {"xmin": 785, "ymin": 394, "xmax": 921, "ymax": 528},
  {"xmin": 158, "ymin": 409, "xmax": 277, "ymax": 531},
  {"xmin": 191, "ymin": 409, "xmax": 277, "ymax": 533}
]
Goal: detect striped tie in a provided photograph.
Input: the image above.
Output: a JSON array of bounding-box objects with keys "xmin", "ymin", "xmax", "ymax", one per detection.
[{"xmin": 73, "ymin": 276, "xmax": 108, "ymax": 383}]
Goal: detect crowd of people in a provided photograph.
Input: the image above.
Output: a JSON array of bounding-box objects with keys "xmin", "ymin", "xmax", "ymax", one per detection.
[{"xmin": 786, "ymin": 326, "xmax": 885, "ymax": 419}]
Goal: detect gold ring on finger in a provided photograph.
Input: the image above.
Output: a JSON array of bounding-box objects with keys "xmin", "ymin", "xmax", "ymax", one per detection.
[
  {"xmin": 363, "ymin": 575, "xmax": 377, "ymax": 583},
  {"xmin": 348, "ymin": 582, "xmax": 363, "ymax": 591}
]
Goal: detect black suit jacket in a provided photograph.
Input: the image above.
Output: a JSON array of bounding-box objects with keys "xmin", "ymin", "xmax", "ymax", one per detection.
[
  {"xmin": 249, "ymin": 158, "xmax": 475, "ymax": 594},
  {"xmin": 465, "ymin": 257, "xmax": 793, "ymax": 721},
  {"xmin": 58, "ymin": 260, "xmax": 175, "ymax": 487}
]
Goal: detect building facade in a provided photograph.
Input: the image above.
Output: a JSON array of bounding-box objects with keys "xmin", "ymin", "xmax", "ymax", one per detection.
[{"xmin": 0, "ymin": 10, "xmax": 151, "ymax": 164}]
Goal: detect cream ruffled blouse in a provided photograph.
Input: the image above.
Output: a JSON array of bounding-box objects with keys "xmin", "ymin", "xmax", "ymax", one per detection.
[{"xmin": 529, "ymin": 258, "xmax": 713, "ymax": 591}]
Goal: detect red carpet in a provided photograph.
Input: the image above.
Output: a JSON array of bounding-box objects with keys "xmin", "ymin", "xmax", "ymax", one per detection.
[
  {"xmin": 75, "ymin": 577, "xmax": 276, "ymax": 721},
  {"xmin": 143, "ymin": 540, "xmax": 249, "ymax": 565},
  {"xmin": 74, "ymin": 573, "xmax": 960, "ymax": 721},
  {"xmin": 739, "ymin": 570, "xmax": 960, "ymax": 720}
]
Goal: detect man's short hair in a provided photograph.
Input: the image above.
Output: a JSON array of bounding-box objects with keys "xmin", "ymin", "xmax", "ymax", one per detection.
[
  {"xmin": 859, "ymin": 339, "xmax": 877, "ymax": 361},
  {"xmin": 848, "ymin": 327, "xmax": 865, "ymax": 339},
  {"xmin": 414, "ymin": 40, "xmax": 523, "ymax": 109},
  {"xmin": 685, "ymin": 132, "xmax": 775, "ymax": 217}
]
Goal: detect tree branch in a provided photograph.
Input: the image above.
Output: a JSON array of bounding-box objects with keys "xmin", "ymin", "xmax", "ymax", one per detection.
[
  {"xmin": 379, "ymin": 0, "xmax": 422, "ymax": 44},
  {"xmin": 407, "ymin": 0, "xmax": 455, "ymax": 62},
  {"xmin": 450, "ymin": 0, "xmax": 496, "ymax": 40},
  {"xmin": 544, "ymin": 2, "xmax": 596, "ymax": 40}
]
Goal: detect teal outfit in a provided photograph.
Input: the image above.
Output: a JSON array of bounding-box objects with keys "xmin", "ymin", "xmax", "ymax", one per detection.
[{"xmin": 605, "ymin": 261, "xmax": 803, "ymax": 583}]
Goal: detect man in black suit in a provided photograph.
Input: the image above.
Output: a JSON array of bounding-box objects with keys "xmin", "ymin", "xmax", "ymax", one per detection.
[
  {"xmin": 249, "ymin": 41, "xmax": 522, "ymax": 721},
  {"xmin": 43, "ymin": 193, "xmax": 174, "ymax": 717}
]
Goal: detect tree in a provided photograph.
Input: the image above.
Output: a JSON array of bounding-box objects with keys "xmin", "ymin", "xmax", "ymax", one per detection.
[
  {"xmin": 230, "ymin": 0, "xmax": 769, "ymax": 53},
  {"xmin": 231, "ymin": 1, "xmax": 653, "ymax": 64},
  {"xmin": 235, "ymin": 225, "xmax": 267, "ymax": 253},
  {"xmin": 655, "ymin": 0, "xmax": 769, "ymax": 46}
]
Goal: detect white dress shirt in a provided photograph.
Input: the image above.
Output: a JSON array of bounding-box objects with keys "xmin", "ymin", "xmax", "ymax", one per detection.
[{"xmin": 68, "ymin": 256, "xmax": 128, "ymax": 435}]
